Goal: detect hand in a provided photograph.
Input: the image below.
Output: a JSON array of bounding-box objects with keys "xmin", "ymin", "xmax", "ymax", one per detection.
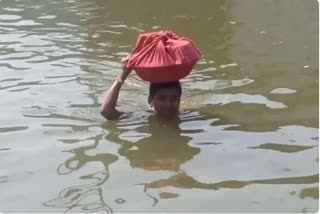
[
  {"xmin": 121, "ymin": 56, "xmax": 132, "ymax": 74},
  {"xmin": 118, "ymin": 56, "xmax": 132, "ymax": 82}
]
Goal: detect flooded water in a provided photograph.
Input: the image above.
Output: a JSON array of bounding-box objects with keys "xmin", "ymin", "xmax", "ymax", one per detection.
[{"xmin": 0, "ymin": 0, "xmax": 319, "ymax": 212}]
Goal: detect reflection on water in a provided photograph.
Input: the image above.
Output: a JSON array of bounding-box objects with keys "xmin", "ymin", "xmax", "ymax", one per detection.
[
  {"xmin": 44, "ymin": 170, "xmax": 113, "ymax": 213},
  {"xmin": 43, "ymin": 110, "xmax": 206, "ymax": 211},
  {"xmin": 248, "ymin": 143, "xmax": 315, "ymax": 153},
  {"xmin": 42, "ymin": 109, "xmax": 319, "ymax": 212},
  {"xmin": 44, "ymin": 134, "xmax": 118, "ymax": 213},
  {"xmin": 105, "ymin": 111, "xmax": 203, "ymax": 206},
  {"xmin": 109, "ymin": 112, "xmax": 201, "ymax": 172},
  {"xmin": 300, "ymin": 187, "xmax": 319, "ymax": 200}
]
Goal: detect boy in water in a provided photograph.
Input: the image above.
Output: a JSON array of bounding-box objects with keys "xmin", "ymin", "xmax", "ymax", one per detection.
[{"xmin": 100, "ymin": 57, "xmax": 181, "ymax": 120}]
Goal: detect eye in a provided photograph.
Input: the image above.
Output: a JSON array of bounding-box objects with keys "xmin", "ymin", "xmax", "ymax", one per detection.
[
  {"xmin": 170, "ymin": 95, "xmax": 179, "ymax": 102},
  {"xmin": 158, "ymin": 95, "xmax": 166, "ymax": 102}
]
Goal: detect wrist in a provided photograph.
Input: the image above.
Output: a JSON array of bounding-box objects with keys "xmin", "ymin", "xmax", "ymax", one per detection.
[
  {"xmin": 119, "ymin": 70, "xmax": 130, "ymax": 81},
  {"xmin": 115, "ymin": 76, "xmax": 125, "ymax": 85}
]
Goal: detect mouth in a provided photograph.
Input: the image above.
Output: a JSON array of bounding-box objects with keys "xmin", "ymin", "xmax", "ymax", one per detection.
[{"xmin": 158, "ymin": 109, "xmax": 179, "ymax": 117}]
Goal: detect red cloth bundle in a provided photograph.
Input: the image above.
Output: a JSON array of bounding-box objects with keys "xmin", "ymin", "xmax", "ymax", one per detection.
[{"xmin": 127, "ymin": 30, "xmax": 201, "ymax": 82}]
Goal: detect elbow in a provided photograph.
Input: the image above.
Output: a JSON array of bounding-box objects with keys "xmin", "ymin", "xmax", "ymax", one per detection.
[
  {"xmin": 100, "ymin": 110, "xmax": 112, "ymax": 120},
  {"xmin": 100, "ymin": 103, "xmax": 121, "ymax": 120},
  {"xmin": 100, "ymin": 105, "xmax": 112, "ymax": 120},
  {"xmin": 100, "ymin": 109, "xmax": 118, "ymax": 120}
]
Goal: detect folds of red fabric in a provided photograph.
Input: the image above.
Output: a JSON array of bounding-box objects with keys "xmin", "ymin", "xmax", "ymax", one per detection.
[{"xmin": 127, "ymin": 31, "xmax": 201, "ymax": 82}]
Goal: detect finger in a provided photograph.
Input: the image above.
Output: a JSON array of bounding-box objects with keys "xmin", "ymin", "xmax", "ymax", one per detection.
[{"xmin": 122, "ymin": 55, "xmax": 130, "ymax": 61}]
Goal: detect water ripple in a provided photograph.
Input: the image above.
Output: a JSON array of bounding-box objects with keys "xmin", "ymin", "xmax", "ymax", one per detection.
[
  {"xmin": 38, "ymin": 15, "xmax": 57, "ymax": 20},
  {"xmin": 2, "ymin": 7, "xmax": 24, "ymax": 12},
  {"xmin": 0, "ymin": 126, "xmax": 28, "ymax": 133},
  {"xmin": 0, "ymin": 14, "xmax": 21, "ymax": 20},
  {"xmin": 0, "ymin": 20, "xmax": 42, "ymax": 26}
]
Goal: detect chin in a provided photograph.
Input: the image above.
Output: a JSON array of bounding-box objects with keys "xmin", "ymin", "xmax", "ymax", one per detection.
[{"xmin": 157, "ymin": 111, "xmax": 179, "ymax": 119}]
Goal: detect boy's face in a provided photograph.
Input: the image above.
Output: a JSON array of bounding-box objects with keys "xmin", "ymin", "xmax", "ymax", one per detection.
[{"xmin": 149, "ymin": 88, "xmax": 180, "ymax": 118}]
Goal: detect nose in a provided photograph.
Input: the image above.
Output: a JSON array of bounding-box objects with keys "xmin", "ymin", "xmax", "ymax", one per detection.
[
  {"xmin": 162, "ymin": 100, "xmax": 178, "ymax": 112},
  {"xmin": 164, "ymin": 99, "xmax": 175, "ymax": 108}
]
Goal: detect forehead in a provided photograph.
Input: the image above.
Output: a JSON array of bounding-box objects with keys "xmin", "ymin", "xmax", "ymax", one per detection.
[{"xmin": 154, "ymin": 88, "xmax": 180, "ymax": 97}]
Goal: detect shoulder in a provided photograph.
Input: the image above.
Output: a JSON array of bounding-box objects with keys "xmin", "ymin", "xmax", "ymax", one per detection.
[{"xmin": 101, "ymin": 110, "xmax": 152, "ymax": 121}]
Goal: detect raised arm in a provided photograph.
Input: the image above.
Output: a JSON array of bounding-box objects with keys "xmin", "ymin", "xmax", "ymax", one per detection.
[{"xmin": 100, "ymin": 57, "xmax": 132, "ymax": 120}]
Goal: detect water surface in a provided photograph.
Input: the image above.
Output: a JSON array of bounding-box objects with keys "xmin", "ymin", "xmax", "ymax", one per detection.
[{"xmin": 0, "ymin": 0, "xmax": 318, "ymax": 212}]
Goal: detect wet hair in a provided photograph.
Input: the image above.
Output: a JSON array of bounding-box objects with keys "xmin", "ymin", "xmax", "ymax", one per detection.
[{"xmin": 149, "ymin": 81, "xmax": 182, "ymax": 99}]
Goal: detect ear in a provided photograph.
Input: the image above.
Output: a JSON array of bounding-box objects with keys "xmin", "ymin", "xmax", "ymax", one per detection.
[{"xmin": 148, "ymin": 96, "xmax": 152, "ymax": 105}]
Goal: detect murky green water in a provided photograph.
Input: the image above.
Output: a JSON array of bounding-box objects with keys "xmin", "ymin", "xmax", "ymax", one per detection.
[{"xmin": 0, "ymin": 0, "xmax": 319, "ymax": 212}]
